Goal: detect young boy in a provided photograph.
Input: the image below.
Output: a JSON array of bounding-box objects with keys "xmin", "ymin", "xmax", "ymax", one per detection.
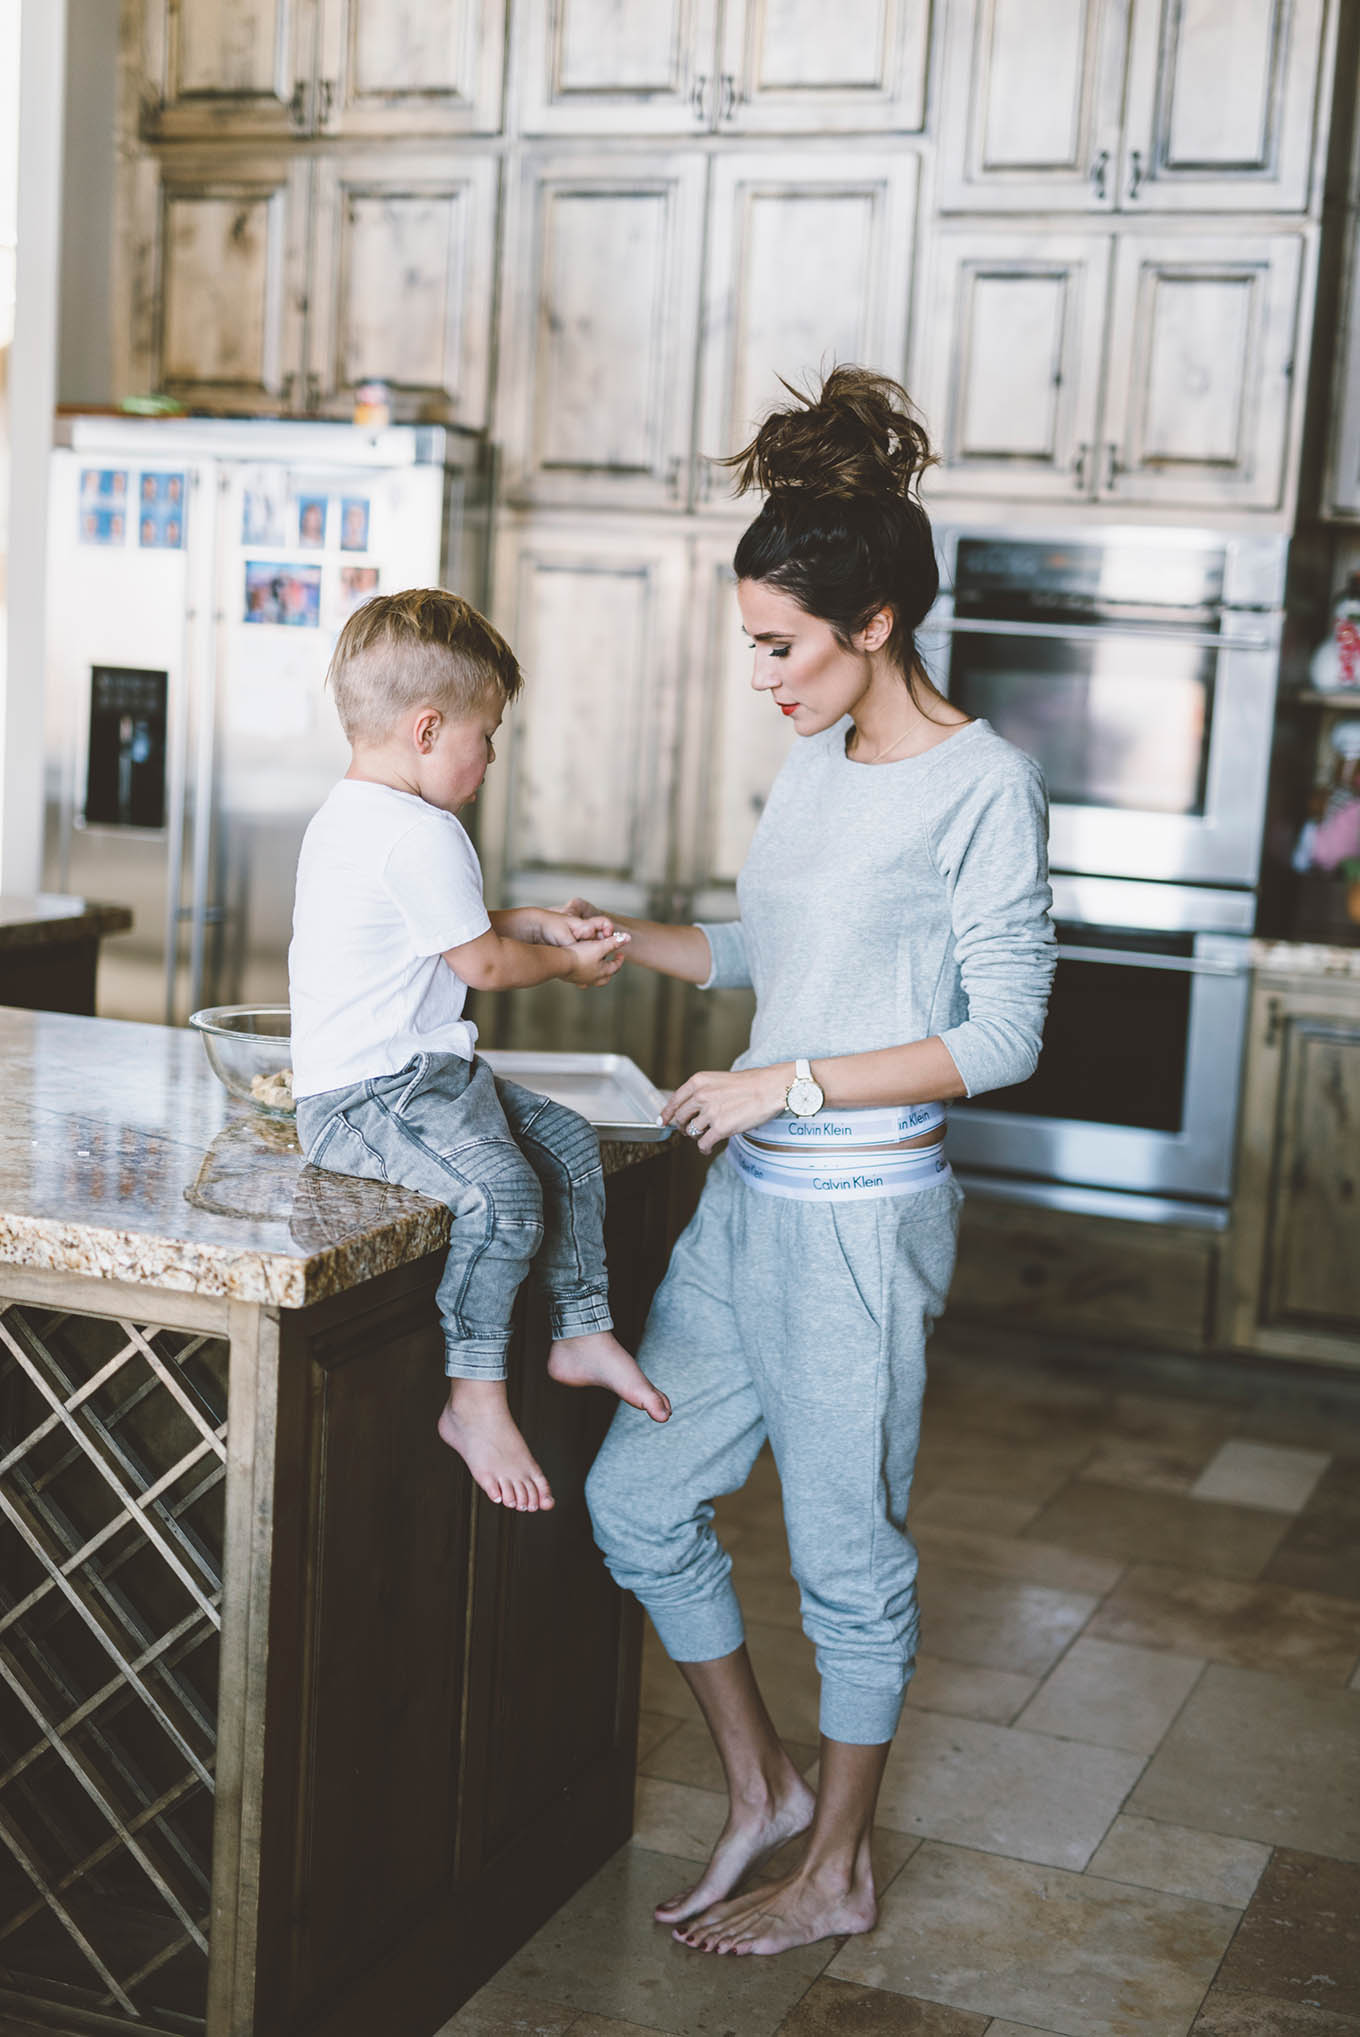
[{"xmin": 289, "ymin": 588, "xmax": 670, "ymax": 1514}]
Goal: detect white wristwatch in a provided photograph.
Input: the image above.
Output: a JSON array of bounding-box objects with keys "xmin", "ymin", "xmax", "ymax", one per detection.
[{"xmin": 784, "ymin": 1057, "xmax": 825, "ymax": 1119}]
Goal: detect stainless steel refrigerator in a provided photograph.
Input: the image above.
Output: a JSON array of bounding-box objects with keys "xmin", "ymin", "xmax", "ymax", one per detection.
[{"xmin": 43, "ymin": 416, "xmax": 486, "ymax": 1025}]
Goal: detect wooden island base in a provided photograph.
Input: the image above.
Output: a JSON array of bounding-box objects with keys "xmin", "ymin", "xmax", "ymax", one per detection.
[{"xmin": 0, "ymin": 1010, "xmax": 675, "ymax": 2037}]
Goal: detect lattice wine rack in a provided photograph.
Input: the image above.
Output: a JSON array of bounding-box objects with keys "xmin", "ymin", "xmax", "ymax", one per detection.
[{"xmin": 0, "ymin": 1299, "xmax": 228, "ymax": 2028}]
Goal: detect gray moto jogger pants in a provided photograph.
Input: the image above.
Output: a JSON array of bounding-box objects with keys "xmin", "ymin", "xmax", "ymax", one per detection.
[{"xmin": 586, "ymin": 1154, "xmax": 962, "ymax": 1744}]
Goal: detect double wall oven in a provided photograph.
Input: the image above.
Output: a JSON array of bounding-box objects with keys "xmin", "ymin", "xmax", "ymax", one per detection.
[{"xmin": 924, "ymin": 528, "xmax": 1289, "ymax": 1223}]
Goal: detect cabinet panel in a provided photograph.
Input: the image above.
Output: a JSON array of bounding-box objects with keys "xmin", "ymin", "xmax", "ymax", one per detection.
[
  {"xmin": 1101, "ymin": 232, "xmax": 1304, "ymax": 509},
  {"xmin": 499, "ymin": 154, "xmax": 706, "ymax": 508},
  {"xmin": 697, "ymin": 153, "xmax": 918, "ymax": 501},
  {"xmin": 316, "ymin": 0, "xmax": 507, "ymax": 135},
  {"xmin": 719, "ymin": 0, "xmax": 930, "ymax": 132},
  {"xmin": 514, "ymin": 0, "xmax": 718, "ymax": 134},
  {"xmin": 1269, "ymin": 1017, "xmax": 1360, "ymax": 1328},
  {"xmin": 145, "ymin": 153, "xmax": 309, "ymax": 411},
  {"xmin": 1324, "ymin": 210, "xmax": 1360, "ymax": 517},
  {"xmin": 141, "ymin": 0, "xmax": 316, "ymax": 139},
  {"xmin": 916, "ymin": 230, "xmax": 1111, "ymax": 500},
  {"xmin": 307, "ymin": 154, "xmax": 497, "ymax": 421},
  {"xmin": 935, "ymin": 0, "xmax": 1129, "ymax": 211},
  {"xmin": 1121, "ymin": 0, "xmax": 1326, "ymax": 212}
]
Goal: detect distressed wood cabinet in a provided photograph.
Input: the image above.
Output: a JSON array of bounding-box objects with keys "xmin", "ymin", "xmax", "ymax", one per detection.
[
  {"xmin": 497, "ymin": 152, "xmax": 707, "ymax": 508},
  {"xmin": 696, "ymin": 152, "xmax": 919, "ymax": 504},
  {"xmin": 124, "ymin": 148, "xmax": 310, "ymax": 412},
  {"xmin": 1223, "ymin": 966, "xmax": 1360, "ymax": 1368},
  {"xmin": 306, "ymin": 152, "xmax": 498, "ymax": 420},
  {"xmin": 124, "ymin": 146, "xmax": 499, "ymax": 422},
  {"xmin": 512, "ymin": 0, "xmax": 928, "ymax": 136},
  {"xmin": 918, "ymin": 222, "xmax": 1308, "ymax": 510},
  {"xmin": 937, "ymin": 0, "xmax": 1329, "ymax": 214},
  {"xmin": 139, "ymin": 0, "xmax": 507, "ymax": 140}
]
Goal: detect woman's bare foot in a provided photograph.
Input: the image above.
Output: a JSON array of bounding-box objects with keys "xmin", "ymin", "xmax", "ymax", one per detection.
[
  {"xmin": 673, "ymin": 1858, "xmax": 877, "ymax": 1956},
  {"xmin": 436, "ymin": 1378, "xmax": 553, "ymax": 1511},
  {"xmin": 547, "ymin": 1331, "xmax": 671, "ymax": 1422},
  {"xmin": 654, "ymin": 1770, "xmax": 816, "ymax": 1926}
]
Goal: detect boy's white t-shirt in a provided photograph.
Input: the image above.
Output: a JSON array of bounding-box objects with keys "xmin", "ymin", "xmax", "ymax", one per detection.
[{"xmin": 289, "ymin": 779, "xmax": 491, "ymax": 1099}]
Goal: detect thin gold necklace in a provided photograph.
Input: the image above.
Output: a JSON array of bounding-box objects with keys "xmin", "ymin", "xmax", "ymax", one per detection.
[{"xmin": 852, "ymin": 722, "xmax": 916, "ymax": 765}]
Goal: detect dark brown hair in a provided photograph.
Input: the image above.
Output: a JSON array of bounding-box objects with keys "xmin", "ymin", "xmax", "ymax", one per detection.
[
  {"xmin": 724, "ymin": 366, "xmax": 942, "ymax": 702},
  {"xmin": 327, "ymin": 587, "xmax": 522, "ymax": 745}
]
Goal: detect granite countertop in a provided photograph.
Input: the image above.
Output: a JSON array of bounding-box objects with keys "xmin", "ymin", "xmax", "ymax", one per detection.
[
  {"xmin": 0, "ymin": 1010, "xmax": 666, "ymax": 1309},
  {"xmin": 1250, "ymin": 938, "xmax": 1360, "ymax": 979},
  {"xmin": 0, "ymin": 893, "xmax": 133, "ymax": 948}
]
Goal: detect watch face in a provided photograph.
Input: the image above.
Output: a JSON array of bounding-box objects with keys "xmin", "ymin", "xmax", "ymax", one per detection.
[{"xmin": 787, "ymin": 1078, "xmax": 823, "ymax": 1117}]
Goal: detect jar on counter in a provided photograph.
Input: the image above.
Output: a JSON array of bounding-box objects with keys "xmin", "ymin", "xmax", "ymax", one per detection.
[{"xmin": 353, "ymin": 379, "xmax": 393, "ymax": 430}]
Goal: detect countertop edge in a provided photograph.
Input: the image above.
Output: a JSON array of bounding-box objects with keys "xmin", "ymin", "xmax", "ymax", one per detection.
[{"xmin": 0, "ymin": 898, "xmax": 135, "ymax": 950}]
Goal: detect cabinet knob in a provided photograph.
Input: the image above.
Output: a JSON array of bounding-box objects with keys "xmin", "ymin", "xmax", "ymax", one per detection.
[
  {"xmin": 1089, "ymin": 149, "xmax": 1109, "ymax": 201},
  {"xmin": 1127, "ymin": 149, "xmax": 1144, "ymax": 201}
]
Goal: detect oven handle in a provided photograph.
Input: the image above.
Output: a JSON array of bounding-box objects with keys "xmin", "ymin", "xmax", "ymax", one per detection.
[
  {"xmin": 1055, "ymin": 943, "xmax": 1248, "ymax": 976},
  {"xmin": 928, "ymin": 615, "xmax": 1272, "ymax": 653}
]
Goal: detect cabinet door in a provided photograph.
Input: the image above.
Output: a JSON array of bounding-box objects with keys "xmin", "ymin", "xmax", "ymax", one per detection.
[
  {"xmin": 1324, "ymin": 210, "xmax": 1360, "ymax": 517},
  {"xmin": 696, "ymin": 152, "xmax": 918, "ymax": 503},
  {"xmin": 1121, "ymin": 0, "xmax": 1326, "ymax": 213},
  {"xmin": 474, "ymin": 519, "xmax": 688, "ymax": 1065},
  {"xmin": 1100, "ymin": 231, "xmax": 1305, "ymax": 510},
  {"xmin": 915, "ymin": 230, "xmax": 1111, "ymax": 500},
  {"xmin": 513, "ymin": 0, "xmax": 719, "ymax": 134},
  {"xmin": 307, "ymin": 154, "xmax": 497, "ymax": 422},
  {"xmin": 498, "ymin": 153, "xmax": 706, "ymax": 509},
  {"xmin": 140, "ymin": 0, "xmax": 317, "ymax": 140},
  {"xmin": 935, "ymin": 0, "xmax": 1129, "ymax": 212},
  {"xmin": 717, "ymin": 0, "xmax": 929, "ymax": 133},
  {"xmin": 1227, "ymin": 977, "xmax": 1360, "ymax": 1361},
  {"xmin": 135, "ymin": 152, "xmax": 309, "ymax": 412},
  {"xmin": 315, "ymin": 0, "xmax": 507, "ymax": 136}
]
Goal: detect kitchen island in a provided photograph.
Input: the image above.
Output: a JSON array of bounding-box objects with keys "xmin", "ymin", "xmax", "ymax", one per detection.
[
  {"xmin": 0, "ymin": 896, "xmax": 133, "ymax": 1016},
  {"xmin": 0, "ymin": 1009, "xmax": 674, "ymax": 2036}
]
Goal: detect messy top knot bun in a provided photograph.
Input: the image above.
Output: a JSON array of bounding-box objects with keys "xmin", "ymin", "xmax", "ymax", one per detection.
[
  {"xmin": 724, "ymin": 365, "xmax": 935, "ymax": 505},
  {"xmin": 725, "ymin": 366, "xmax": 942, "ymax": 699}
]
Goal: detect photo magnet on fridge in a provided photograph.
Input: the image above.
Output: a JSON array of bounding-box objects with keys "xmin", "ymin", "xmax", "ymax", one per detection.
[
  {"xmin": 242, "ymin": 476, "xmax": 287, "ymax": 546},
  {"xmin": 297, "ymin": 496, "xmax": 329, "ymax": 547},
  {"xmin": 79, "ymin": 470, "xmax": 129, "ymax": 545},
  {"xmin": 137, "ymin": 472, "xmax": 186, "ymax": 549},
  {"xmin": 243, "ymin": 561, "xmax": 322, "ymax": 628},
  {"xmin": 339, "ymin": 497, "xmax": 370, "ymax": 551}
]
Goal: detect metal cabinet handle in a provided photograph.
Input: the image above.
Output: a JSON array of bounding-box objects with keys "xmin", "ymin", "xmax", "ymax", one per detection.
[
  {"xmin": 718, "ymin": 72, "xmax": 740, "ymax": 121},
  {"xmin": 288, "ymin": 79, "xmax": 310, "ymax": 131},
  {"xmin": 1127, "ymin": 149, "xmax": 1144, "ymax": 201},
  {"xmin": 279, "ymin": 371, "xmax": 297, "ymax": 411},
  {"xmin": 1089, "ymin": 149, "xmax": 1109, "ymax": 201},
  {"xmin": 665, "ymin": 454, "xmax": 685, "ymax": 498},
  {"xmin": 1102, "ymin": 442, "xmax": 1120, "ymax": 492},
  {"xmin": 690, "ymin": 73, "xmax": 710, "ymax": 122},
  {"xmin": 305, "ymin": 372, "xmax": 322, "ymax": 414},
  {"xmin": 1074, "ymin": 442, "xmax": 1092, "ymax": 492},
  {"xmin": 316, "ymin": 77, "xmax": 335, "ymax": 126}
]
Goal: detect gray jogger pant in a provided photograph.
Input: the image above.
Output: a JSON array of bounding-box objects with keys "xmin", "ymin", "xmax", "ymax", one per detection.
[
  {"xmin": 585, "ymin": 1154, "xmax": 962, "ymax": 1744},
  {"xmin": 297, "ymin": 1052, "xmax": 613, "ymax": 1379}
]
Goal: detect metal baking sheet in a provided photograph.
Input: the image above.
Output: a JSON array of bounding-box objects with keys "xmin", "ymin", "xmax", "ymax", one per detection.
[{"xmin": 479, "ymin": 1050, "xmax": 674, "ymax": 1142}]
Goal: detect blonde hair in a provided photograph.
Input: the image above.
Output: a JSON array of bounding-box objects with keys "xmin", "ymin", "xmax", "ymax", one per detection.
[{"xmin": 327, "ymin": 587, "xmax": 523, "ymax": 745}]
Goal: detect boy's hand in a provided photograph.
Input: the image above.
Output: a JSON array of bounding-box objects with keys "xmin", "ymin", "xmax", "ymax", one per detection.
[
  {"xmin": 536, "ymin": 905, "xmax": 618, "ymax": 948},
  {"xmin": 563, "ymin": 931, "xmax": 630, "ymax": 988}
]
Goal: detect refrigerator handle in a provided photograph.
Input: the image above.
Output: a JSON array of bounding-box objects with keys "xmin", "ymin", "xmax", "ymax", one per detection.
[
  {"xmin": 162, "ymin": 606, "xmax": 196, "ymax": 1027},
  {"xmin": 185, "ymin": 472, "xmax": 225, "ymax": 1018}
]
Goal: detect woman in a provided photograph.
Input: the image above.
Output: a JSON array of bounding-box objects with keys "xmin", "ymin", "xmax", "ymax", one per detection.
[{"xmin": 580, "ymin": 367, "xmax": 1056, "ymax": 1958}]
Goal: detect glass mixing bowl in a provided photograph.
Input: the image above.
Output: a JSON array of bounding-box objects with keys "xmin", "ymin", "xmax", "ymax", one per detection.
[{"xmin": 189, "ymin": 1006, "xmax": 295, "ymax": 1119}]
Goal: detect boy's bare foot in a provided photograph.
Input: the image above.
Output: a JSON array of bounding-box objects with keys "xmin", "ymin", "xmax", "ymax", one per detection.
[
  {"xmin": 436, "ymin": 1377, "xmax": 554, "ymax": 1511},
  {"xmin": 672, "ymin": 1859, "xmax": 877, "ymax": 1956},
  {"xmin": 547, "ymin": 1331, "xmax": 671, "ymax": 1422},
  {"xmin": 654, "ymin": 1771, "xmax": 816, "ymax": 1925}
]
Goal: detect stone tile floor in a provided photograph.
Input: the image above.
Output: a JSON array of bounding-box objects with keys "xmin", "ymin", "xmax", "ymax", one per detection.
[{"xmin": 441, "ymin": 1321, "xmax": 1360, "ymax": 2037}]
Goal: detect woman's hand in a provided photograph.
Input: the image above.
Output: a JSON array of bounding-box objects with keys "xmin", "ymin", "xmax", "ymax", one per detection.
[{"xmin": 662, "ymin": 1064, "xmax": 791, "ymax": 1155}]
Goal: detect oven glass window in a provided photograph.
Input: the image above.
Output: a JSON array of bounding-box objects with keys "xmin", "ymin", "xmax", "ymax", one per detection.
[
  {"xmin": 980, "ymin": 930, "xmax": 1192, "ymax": 1134},
  {"xmin": 947, "ymin": 635, "xmax": 1214, "ymax": 816}
]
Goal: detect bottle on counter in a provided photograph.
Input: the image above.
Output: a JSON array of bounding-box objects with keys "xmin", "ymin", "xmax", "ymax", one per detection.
[{"xmin": 1308, "ymin": 573, "xmax": 1360, "ymax": 692}]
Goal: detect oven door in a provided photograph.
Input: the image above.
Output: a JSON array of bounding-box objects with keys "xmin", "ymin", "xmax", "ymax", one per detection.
[
  {"xmin": 926, "ymin": 610, "xmax": 1280, "ymax": 889},
  {"xmin": 946, "ymin": 880, "xmax": 1254, "ymax": 1205}
]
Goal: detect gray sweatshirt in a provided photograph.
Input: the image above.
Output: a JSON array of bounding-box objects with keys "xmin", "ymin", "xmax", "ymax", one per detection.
[{"xmin": 696, "ymin": 716, "xmax": 1056, "ymax": 1098}]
